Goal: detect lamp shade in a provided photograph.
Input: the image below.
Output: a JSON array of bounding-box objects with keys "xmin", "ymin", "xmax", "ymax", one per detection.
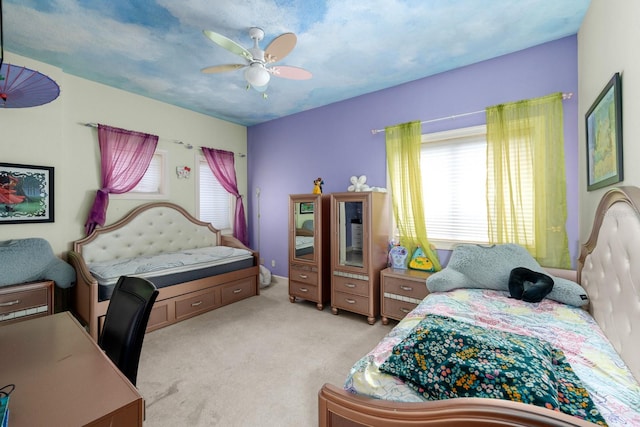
[
  {"xmin": 0, "ymin": 63, "xmax": 60, "ymax": 108},
  {"xmin": 244, "ymin": 63, "xmax": 271, "ymax": 88}
]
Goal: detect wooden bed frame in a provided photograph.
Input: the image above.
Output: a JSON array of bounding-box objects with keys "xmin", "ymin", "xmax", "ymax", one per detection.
[
  {"xmin": 319, "ymin": 186, "xmax": 640, "ymax": 426},
  {"xmin": 68, "ymin": 202, "xmax": 259, "ymax": 341}
]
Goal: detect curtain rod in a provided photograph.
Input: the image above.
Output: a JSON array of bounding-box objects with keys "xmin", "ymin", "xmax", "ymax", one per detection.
[
  {"xmin": 81, "ymin": 122, "xmax": 246, "ymax": 157},
  {"xmin": 370, "ymin": 92, "xmax": 574, "ymax": 135}
]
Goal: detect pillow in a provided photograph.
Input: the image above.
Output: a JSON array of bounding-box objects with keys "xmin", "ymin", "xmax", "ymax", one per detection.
[
  {"xmin": 509, "ymin": 267, "xmax": 554, "ymax": 303},
  {"xmin": 426, "ymin": 243, "xmax": 588, "ymax": 306}
]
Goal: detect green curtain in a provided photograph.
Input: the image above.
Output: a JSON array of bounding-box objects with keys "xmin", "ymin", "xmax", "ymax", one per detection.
[
  {"xmin": 485, "ymin": 93, "xmax": 570, "ymax": 268},
  {"xmin": 385, "ymin": 121, "xmax": 441, "ymax": 271}
]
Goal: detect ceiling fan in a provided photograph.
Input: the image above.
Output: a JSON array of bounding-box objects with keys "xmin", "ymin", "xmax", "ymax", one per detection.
[{"xmin": 201, "ymin": 27, "xmax": 312, "ymax": 97}]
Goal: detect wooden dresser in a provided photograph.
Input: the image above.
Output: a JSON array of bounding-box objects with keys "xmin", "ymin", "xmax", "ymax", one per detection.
[
  {"xmin": 288, "ymin": 193, "xmax": 331, "ymax": 310},
  {"xmin": 0, "ymin": 280, "xmax": 53, "ymax": 325},
  {"xmin": 380, "ymin": 268, "xmax": 431, "ymax": 324},
  {"xmin": 330, "ymin": 192, "xmax": 389, "ymax": 324}
]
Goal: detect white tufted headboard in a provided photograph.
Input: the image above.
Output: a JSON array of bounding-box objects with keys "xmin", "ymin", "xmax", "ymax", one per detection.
[
  {"xmin": 578, "ymin": 186, "xmax": 640, "ymax": 382},
  {"xmin": 74, "ymin": 202, "xmax": 221, "ymax": 264}
]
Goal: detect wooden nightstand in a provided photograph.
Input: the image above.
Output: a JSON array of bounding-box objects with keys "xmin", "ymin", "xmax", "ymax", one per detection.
[
  {"xmin": 380, "ymin": 268, "xmax": 431, "ymax": 324},
  {"xmin": 0, "ymin": 281, "xmax": 54, "ymax": 325}
]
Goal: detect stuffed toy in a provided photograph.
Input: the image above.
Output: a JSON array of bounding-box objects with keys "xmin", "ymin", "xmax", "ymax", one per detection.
[
  {"xmin": 313, "ymin": 177, "xmax": 324, "ymax": 194},
  {"xmin": 408, "ymin": 246, "xmax": 436, "ymax": 272},
  {"xmin": 508, "ymin": 267, "xmax": 554, "ymax": 303},
  {"xmin": 347, "ymin": 175, "xmax": 370, "ymax": 192}
]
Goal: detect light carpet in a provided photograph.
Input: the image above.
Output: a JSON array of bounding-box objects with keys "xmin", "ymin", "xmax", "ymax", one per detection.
[{"xmin": 137, "ymin": 277, "xmax": 393, "ymax": 426}]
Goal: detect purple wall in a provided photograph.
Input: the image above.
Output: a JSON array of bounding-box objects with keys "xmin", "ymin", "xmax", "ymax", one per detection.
[{"xmin": 248, "ymin": 36, "xmax": 579, "ymax": 276}]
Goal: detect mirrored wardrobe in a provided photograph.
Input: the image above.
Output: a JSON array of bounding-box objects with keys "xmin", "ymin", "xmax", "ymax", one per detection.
[
  {"xmin": 288, "ymin": 193, "xmax": 331, "ymax": 310},
  {"xmin": 330, "ymin": 191, "xmax": 389, "ymax": 324}
]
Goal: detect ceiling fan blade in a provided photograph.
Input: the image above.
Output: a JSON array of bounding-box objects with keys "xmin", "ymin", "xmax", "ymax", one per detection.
[
  {"xmin": 201, "ymin": 64, "xmax": 247, "ymax": 74},
  {"xmin": 203, "ymin": 30, "xmax": 252, "ymax": 61},
  {"xmin": 269, "ymin": 65, "xmax": 312, "ymax": 80},
  {"xmin": 264, "ymin": 33, "xmax": 297, "ymax": 63}
]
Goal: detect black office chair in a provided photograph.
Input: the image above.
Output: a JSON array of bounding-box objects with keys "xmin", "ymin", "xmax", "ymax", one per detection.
[{"xmin": 98, "ymin": 276, "xmax": 159, "ymax": 386}]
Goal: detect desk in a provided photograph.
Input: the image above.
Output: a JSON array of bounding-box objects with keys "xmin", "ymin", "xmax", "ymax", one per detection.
[{"xmin": 0, "ymin": 311, "xmax": 143, "ymax": 426}]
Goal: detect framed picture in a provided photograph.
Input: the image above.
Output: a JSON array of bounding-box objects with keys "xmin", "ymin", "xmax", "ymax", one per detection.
[
  {"xmin": 299, "ymin": 202, "xmax": 314, "ymax": 214},
  {"xmin": 0, "ymin": 163, "xmax": 54, "ymax": 224},
  {"xmin": 586, "ymin": 72, "xmax": 623, "ymax": 191}
]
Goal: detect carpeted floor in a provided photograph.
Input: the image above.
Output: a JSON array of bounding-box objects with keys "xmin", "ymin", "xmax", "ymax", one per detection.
[{"xmin": 137, "ymin": 277, "xmax": 393, "ymax": 426}]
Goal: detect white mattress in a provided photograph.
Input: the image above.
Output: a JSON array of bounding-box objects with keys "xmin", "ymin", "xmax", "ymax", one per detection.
[
  {"xmin": 295, "ymin": 236, "xmax": 314, "ymax": 249},
  {"xmin": 88, "ymin": 246, "xmax": 253, "ymax": 286}
]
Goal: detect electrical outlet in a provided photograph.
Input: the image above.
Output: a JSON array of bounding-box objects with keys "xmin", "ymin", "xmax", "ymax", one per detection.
[
  {"xmin": 260, "ymin": 257, "xmax": 264, "ymax": 265},
  {"xmin": 271, "ymin": 260, "xmax": 276, "ymax": 267}
]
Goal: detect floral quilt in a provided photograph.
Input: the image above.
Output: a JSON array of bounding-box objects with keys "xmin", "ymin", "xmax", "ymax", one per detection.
[
  {"xmin": 345, "ymin": 289, "xmax": 640, "ymax": 426},
  {"xmin": 379, "ymin": 314, "xmax": 606, "ymax": 424}
]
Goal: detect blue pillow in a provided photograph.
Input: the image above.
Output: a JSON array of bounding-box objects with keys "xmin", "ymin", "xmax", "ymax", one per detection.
[{"xmin": 426, "ymin": 244, "xmax": 588, "ymax": 306}]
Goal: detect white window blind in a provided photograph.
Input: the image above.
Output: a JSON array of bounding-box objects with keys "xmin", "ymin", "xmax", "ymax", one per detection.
[
  {"xmin": 421, "ymin": 126, "xmax": 489, "ymax": 245},
  {"xmin": 198, "ymin": 158, "xmax": 232, "ymax": 231},
  {"xmin": 115, "ymin": 150, "xmax": 168, "ymax": 199}
]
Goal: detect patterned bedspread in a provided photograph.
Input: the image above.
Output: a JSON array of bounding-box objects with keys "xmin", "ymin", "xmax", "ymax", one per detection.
[{"xmin": 345, "ymin": 289, "xmax": 640, "ymax": 426}]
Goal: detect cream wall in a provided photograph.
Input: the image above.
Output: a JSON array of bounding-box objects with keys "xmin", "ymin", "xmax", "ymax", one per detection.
[
  {"xmin": 578, "ymin": 0, "xmax": 640, "ymax": 240},
  {"xmin": 1, "ymin": 52, "xmax": 247, "ymax": 256}
]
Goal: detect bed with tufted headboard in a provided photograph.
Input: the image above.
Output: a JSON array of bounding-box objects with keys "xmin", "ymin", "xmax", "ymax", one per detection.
[
  {"xmin": 319, "ymin": 186, "xmax": 640, "ymax": 426},
  {"xmin": 68, "ymin": 202, "xmax": 259, "ymax": 341}
]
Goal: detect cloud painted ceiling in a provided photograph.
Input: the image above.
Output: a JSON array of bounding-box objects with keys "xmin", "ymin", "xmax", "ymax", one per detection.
[{"xmin": 3, "ymin": 0, "xmax": 590, "ymax": 126}]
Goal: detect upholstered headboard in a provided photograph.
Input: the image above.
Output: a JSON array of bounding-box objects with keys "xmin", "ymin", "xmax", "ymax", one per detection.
[
  {"xmin": 74, "ymin": 202, "xmax": 220, "ymax": 264},
  {"xmin": 578, "ymin": 186, "xmax": 640, "ymax": 382}
]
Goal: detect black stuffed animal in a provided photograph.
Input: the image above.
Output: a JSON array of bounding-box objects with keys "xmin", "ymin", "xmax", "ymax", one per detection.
[{"xmin": 508, "ymin": 267, "xmax": 554, "ymax": 303}]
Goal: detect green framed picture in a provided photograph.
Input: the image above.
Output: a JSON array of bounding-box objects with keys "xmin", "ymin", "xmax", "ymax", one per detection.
[{"xmin": 585, "ymin": 72, "xmax": 623, "ymax": 191}]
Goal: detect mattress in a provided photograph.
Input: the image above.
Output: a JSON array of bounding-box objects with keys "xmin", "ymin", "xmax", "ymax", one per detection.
[
  {"xmin": 87, "ymin": 246, "xmax": 254, "ymax": 301},
  {"xmin": 345, "ymin": 288, "xmax": 640, "ymax": 426}
]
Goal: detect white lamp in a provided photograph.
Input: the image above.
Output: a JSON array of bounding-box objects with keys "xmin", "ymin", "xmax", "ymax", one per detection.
[{"xmin": 244, "ymin": 63, "xmax": 271, "ymax": 88}]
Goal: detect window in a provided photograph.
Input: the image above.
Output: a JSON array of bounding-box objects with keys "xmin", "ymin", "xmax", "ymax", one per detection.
[
  {"xmin": 420, "ymin": 126, "xmax": 489, "ymax": 248},
  {"xmin": 197, "ymin": 157, "xmax": 232, "ymax": 232},
  {"xmin": 113, "ymin": 150, "xmax": 168, "ymax": 199}
]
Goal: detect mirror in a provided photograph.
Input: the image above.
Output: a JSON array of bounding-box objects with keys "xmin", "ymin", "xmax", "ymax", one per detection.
[
  {"xmin": 337, "ymin": 200, "xmax": 364, "ymax": 267},
  {"xmin": 293, "ymin": 201, "xmax": 315, "ymax": 260}
]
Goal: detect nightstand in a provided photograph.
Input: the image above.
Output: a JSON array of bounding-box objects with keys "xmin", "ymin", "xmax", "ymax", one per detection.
[
  {"xmin": 0, "ymin": 281, "xmax": 54, "ymax": 325},
  {"xmin": 380, "ymin": 268, "xmax": 431, "ymax": 324}
]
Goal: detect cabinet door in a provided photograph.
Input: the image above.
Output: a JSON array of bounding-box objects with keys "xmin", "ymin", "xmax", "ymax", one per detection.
[
  {"xmin": 334, "ymin": 196, "xmax": 368, "ymax": 272},
  {"xmin": 290, "ymin": 195, "xmax": 319, "ymax": 263}
]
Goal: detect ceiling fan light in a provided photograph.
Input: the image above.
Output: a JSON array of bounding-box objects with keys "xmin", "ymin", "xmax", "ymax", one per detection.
[{"xmin": 244, "ymin": 63, "xmax": 271, "ymax": 87}]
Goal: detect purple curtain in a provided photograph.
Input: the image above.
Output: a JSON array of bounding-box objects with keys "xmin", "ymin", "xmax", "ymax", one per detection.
[
  {"xmin": 84, "ymin": 124, "xmax": 159, "ymax": 235},
  {"xmin": 202, "ymin": 147, "xmax": 248, "ymax": 246}
]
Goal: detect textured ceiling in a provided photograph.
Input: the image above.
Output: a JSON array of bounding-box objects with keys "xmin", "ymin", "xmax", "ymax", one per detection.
[{"xmin": 2, "ymin": 0, "xmax": 590, "ymax": 126}]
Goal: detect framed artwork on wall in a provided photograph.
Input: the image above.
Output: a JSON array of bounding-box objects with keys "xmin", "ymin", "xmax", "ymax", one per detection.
[
  {"xmin": 0, "ymin": 163, "xmax": 55, "ymax": 224},
  {"xmin": 299, "ymin": 202, "xmax": 314, "ymax": 214},
  {"xmin": 585, "ymin": 72, "xmax": 623, "ymax": 191}
]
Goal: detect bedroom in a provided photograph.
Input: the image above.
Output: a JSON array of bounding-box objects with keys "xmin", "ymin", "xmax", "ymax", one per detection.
[{"xmin": 1, "ymin": 0, "xmax": 639, "ymax": 425}]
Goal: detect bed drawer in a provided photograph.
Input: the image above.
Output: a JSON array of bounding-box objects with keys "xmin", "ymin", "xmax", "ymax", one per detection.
[
  {"xmin": 175, "ymin": 289, "xmax": 219, "ymax": 321},
  {"xmin": 332, "ymin": 290, "xmax": 369, "ymax": 314},
  {"xmin": 289, "ymin": 280, "xmax": 318, "ymax": 299},
  {"xmin": 221, "ymin": 277, "xmax": 257, "ymax": 305},
  {"xmin": 289, "ymin": 266, "xmax": 318, "ymax": 286},
  {"xmin": 332, "ymin": 275, "xmax": 369, "ymax": 297}
]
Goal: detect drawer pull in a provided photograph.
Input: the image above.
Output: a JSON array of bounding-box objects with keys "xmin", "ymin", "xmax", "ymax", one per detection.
[
  {"xmin": 299, "ymin": 274, "xmax": 308, "ymax": 279},
  {"xmin": 233, "ymin": 289, "xmax": 243, "ymax": 294},
  {"xmin": 400, "ymin": 307, "xmax": 411, "ymax": 313},
  {"xmin": 400, "ymin": 285, "xmax": 413, "ymax": 291},
  {"xmin": 299, "ymin": 288, "xmax": 309, "ymax": 293},
  {"xmin": 345, "ymin": 298, "xmax": 357, "ymax": 304},
  {"xmin": 191, "ymin": 301, "xmax": 203, "ymax": 307},
  {"xmin": 0, "ymin": 299, "xmax": 20, "ymax": 307},
  {"xmin": 344, "ymin": 283, "xmax": 356, "ymax": 288}
]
